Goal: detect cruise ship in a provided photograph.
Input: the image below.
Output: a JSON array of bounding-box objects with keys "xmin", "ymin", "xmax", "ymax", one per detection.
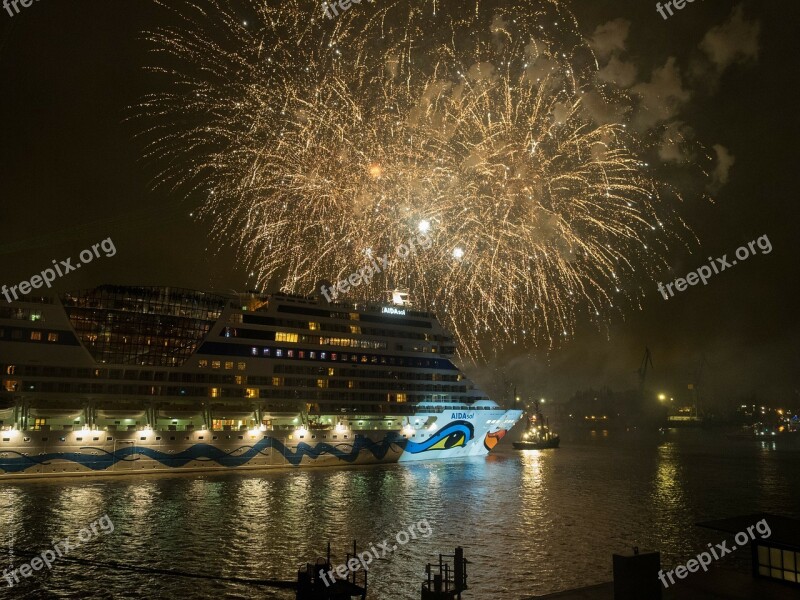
[{"xmin": 0, "ymin": 286, "xmax": 522, "ymax": 478}]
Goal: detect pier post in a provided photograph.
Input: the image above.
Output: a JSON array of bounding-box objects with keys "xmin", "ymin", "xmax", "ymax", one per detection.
[
  {"xmin": 612, "ymin": 550, "xmax": 661, "ymax": 600},
  {"xmin": 421, "ymin": 547, "xmax": 468, "ymax": 599}
]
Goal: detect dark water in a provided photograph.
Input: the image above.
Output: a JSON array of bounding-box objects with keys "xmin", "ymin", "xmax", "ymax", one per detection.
[{"xmin": 1, "ymin": 430, "xmax": 799, "ymax": 599}]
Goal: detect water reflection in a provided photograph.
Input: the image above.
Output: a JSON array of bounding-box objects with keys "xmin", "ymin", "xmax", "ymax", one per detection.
[{"xmin": 2, "ymin": 432, "xmax": 799, "ymax": 599}]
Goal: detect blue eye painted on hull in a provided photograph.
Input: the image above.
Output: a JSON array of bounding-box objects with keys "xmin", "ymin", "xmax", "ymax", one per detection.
[{"xmin": 404, "ymin": 421, "xmax": 475, "ymax": 454}]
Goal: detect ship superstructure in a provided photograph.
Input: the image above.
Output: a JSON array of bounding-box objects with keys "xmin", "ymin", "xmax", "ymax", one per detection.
[{"xmin": 0, "ymin": 286, "xmax": 522, "ymax": 478}]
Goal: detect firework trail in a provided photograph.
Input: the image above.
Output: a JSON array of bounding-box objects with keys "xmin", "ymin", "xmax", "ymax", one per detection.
[{"xmin": 139, "ymin": 0, "xmax": 701, "ymax": 357}]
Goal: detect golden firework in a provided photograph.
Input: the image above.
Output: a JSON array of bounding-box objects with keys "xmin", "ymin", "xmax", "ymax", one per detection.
[{"xmin": 139, "ymin": 0, "xmax": 699, "ymax": 357}]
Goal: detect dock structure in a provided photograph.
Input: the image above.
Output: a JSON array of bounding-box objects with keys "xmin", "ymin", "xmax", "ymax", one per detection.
[
  {"xmin": 421, "ymin": 547, "xmax": 469, "ymax": 599},
  {"xmin": 296, "ymin": 542, "xmax": 367, "ymax": 600},
  {"xmin": 526, "ymin": 569, "xmax": 798, "ymax": 600},
  {"xmin": 525, "ymin": 513, "xmax": 800, "ymax": 600}
]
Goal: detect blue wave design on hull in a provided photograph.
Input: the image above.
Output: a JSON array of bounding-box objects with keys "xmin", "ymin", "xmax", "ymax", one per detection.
[{"xmin": 0, "ymin": 433, "xmax": 410, "ymax": 474}]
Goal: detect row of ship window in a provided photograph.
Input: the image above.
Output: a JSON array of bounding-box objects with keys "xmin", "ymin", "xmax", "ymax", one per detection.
[
  {"xmin": 200, "ymin": 347, "xmax": 454, "ymax": 370},
  {"xmin": 0, "ymin": 308, "xmax": 45, "ymax": 321},
  {"xmin": 263, "ymin": 377, "xmax": 464, "ymax": 393},
  {"xmin": 228, "ymin": 329, "xmax": 449, "ymax": 355},
  {"xmin": 235, "ymin": 313, "xmax": 452, "ymax": 344},
  {"xmin": 2, "ymin": 364, "xmax": 248, "ymax": 380},
  {"xmin": 199, "ymin": 360, "xmax": 246, "ymax": 370},
  {"xmin": 0, "ymin": 434, "xmax": 329, "ymax": 443},
  {"xmin": 273, "ymin": 364, "xmax": 461, "ymax": 382},
  {"xmin": 62, "ymin": 287, "xmax": 226, "ymax": 320},
  {"xmin": 0, "ymin": 378, "xmax": 439, "ymax": 403},
  {"xmin": 0, "ymin": 328, "xmax": 61, "ymax": 342},
  {"xmin": 0, "ymin": 433, "xmax": 440, "ymax": 443},
  {"xmin": 228, "ymin": 329, "xmax": 391, "ymax": 351},
  {"xmin": 273, "ymin": 302, "xmax": 432, "ymax": 325},
  {"xmin": 2, "ymin": 363, "xmax": 458, "ymax": 385},
  {"xmin": 0, "ymin": 433, "xmax": 450, "ymax": 444}
]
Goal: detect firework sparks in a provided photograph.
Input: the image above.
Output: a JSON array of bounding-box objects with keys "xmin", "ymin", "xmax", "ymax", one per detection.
[{"xmin": 139, "ymin": 0, "xmax": 702, "ymax": 356}]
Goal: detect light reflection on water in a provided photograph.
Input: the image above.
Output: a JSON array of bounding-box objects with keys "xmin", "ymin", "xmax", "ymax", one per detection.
[{"xmin": 1, "ymin": 430, "xmax": 799, "ymax": 599}]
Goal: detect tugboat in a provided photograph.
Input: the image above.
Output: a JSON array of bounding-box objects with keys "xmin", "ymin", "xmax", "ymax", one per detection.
[{"xmin": 512, "ymin": 400, "xmax": 560, "ymax": 450}]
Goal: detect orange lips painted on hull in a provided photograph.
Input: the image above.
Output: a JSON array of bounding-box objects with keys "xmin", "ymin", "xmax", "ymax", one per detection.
[{"xmin": 484, "ymin": 429, "xmax": 507, "ymax": 451}]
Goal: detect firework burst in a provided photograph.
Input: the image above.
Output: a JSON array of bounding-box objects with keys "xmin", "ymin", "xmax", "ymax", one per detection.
[{"xmin": 139, "ymin": 0, "xmax": 699, "ymax": 357}]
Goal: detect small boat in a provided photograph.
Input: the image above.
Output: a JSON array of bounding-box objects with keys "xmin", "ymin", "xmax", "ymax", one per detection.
[{"xmin": 513, "ymin": 400, "xmax": 560, "ymax": 450}]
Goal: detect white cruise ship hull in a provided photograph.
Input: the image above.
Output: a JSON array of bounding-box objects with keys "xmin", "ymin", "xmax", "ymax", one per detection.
[
  {"xmin": 0, "ymin": 409, "xmax": 522, "ymax": 479},
  {"xmin": 1, "ymin": 287, "xmax": 524, "ymax": 479}
]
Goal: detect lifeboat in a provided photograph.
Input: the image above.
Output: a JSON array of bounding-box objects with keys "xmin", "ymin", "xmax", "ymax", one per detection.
[
  {"xmin": 96, "ymin": 409, "xmax": 147, "ymax": 419},
  {"xmin": 30, "ymin": 408, "xmax": 83, "ymax": 420}
]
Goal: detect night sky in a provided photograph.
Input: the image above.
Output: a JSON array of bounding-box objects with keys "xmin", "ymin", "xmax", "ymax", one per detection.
[{"xmin": 1, "ymin": 1, "xmax": 797, "ymax": 405}]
